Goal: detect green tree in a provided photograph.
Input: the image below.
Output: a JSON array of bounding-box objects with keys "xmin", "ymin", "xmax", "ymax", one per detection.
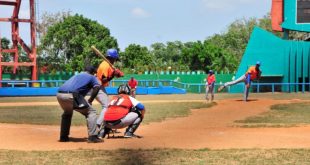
[
  {"xmin": 149, "ymin": 42, "xmax": 166, "ymax": 72},
  {"xmin": 202, "ymin": 13, "xmax": 283, "ymax": 73},
  {"xmin": 39, "ymin": 14, "xmax": 118, "ymax": 72},
  {"xmin": 121, "ymin": 44, "xmax": 152, "ymax": 73},
  {"xmin": 181, "ymin": 41, "xmax": 211, "ymax": 71},
  {"xmin": 1, "ymin": 37, "xmax": 11, "ymax": 63},
  {"xmin": 1, "ymin": 37, "xmax": 10, "ymax": 49},
  {"xmin": 37, "ymin": 11, "xmax": 71, "ymax": 39},
  {"xmin": 166, "ymin": 41, "xmax": 183, "ymax": 62},
  {"xmin": 150, "ymin": 42, "xmax": 167, "ymax": 60}
]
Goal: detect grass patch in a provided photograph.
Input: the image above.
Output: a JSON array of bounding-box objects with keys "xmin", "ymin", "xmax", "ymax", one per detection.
[
  {"xmin": 0, "ymin": 102, "xmax": 214, "ymax": 125},
  {"xmin": 0, "ymin": 96, "xmax": 58, "ymax": 103},
  {"xmin": 235, "ymin": 102, "xmax": 310, "ymax": 127},
  {"xmin": 0, "ymin": 148, "xmax": 310, "ymax": 164}
]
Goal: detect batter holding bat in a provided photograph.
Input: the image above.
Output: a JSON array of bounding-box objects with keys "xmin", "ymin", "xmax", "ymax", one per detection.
[
  {"xmin": 218, "ymin": 61, "xmax": 262, "ymax": 101},
  {"xmin": 91, "ymin": 47, "xmax": 124, "ymax": 127}
]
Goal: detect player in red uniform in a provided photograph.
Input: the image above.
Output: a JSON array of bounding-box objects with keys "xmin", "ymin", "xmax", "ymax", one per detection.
[
  {"xmin": 128, "ymin": 77, "xmax": 138, "ymax": 98},
  {"xmin": 98, "ymin": 84, "xmax": 145, "ymax": 138},
  {"xmin": 205, "ymin": 70, "xmax": 216, "ymax": 101},
  {"xmin": 218, "ymin": 61, "xmax": 262, "ymax": 101}
]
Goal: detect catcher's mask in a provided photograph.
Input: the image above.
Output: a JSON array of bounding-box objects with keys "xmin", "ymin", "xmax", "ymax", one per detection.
[{"xmin": 117, "ymin": 84, "xmax": 130, "ymax": 95}]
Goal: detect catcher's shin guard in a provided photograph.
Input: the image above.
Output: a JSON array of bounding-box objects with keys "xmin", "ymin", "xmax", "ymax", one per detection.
[{"xmin": 124, "ymin": 122, "xmax": 141, "ymax": 138}]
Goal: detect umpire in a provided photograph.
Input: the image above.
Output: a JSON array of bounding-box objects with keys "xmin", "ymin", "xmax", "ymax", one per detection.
[{"xmin": 57, "ymin": 66, "xmax": 102, "ymax": 143}]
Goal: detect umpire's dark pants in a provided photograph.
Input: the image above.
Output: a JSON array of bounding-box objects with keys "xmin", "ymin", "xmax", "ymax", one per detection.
[{"xmin": 56, "ymin": 93, "xmax": 97, "ymax": 138}]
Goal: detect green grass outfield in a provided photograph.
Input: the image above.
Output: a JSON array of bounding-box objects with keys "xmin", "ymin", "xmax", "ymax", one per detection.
[
  {"xmin": 236, "ymin": 102, "xmax": 310, "ymax": 127},
  {"xmin": 0, "ymin": 148, "xmax": 310, "ymax": 165},
  {"xmin": 0, "ymin": 102, "xmax": 215, "ymax": 125}
]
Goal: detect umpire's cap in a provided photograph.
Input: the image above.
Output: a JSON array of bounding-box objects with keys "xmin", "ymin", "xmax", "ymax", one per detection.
[{"xmin": 85, "ymin": 66, "xmax": 97, "ymax": 75}]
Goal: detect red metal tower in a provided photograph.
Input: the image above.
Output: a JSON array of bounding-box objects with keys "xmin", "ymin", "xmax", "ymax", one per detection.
[{"xmin": 0, "ymin": 0, "xmax": 37, "ymax": 86}]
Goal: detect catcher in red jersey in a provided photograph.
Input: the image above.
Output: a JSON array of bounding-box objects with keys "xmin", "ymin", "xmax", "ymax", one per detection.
[{"xmin": 98, "ymin": 84, "xmax": 145, "ymax": 138}]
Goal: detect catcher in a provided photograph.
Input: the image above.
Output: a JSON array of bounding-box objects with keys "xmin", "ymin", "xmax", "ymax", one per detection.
[
  {"xmin": 96, "ymin": 48, "xmax": 124, "ymax": 127},
  {"xmin": 98, "ymin": 84, "xmax": 145, "ymax": 138},
  {"xmin": 218, "ymin": 61, "xmax": 262, "ymax": 101}
]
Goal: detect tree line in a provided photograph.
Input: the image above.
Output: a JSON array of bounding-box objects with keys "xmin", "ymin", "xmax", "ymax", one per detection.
[{"xmin": 2, "ymin": 12, "xmax": 300, "ymax": 75}]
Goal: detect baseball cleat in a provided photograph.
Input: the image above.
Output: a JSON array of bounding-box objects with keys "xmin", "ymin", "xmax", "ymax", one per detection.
[
  {"xmin": 59, "ymin": 136, "xmax": 69, "ymax": 142},
  {"xmin": 88, "ymin": 135, "xmax": 103, "ymax": 143},
  {"xmin": 124, "ymin": 132, "xmax": 142, "ymax": 138}
]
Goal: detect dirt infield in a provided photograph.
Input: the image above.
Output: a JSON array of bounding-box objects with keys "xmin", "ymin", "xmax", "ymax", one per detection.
[{"xmin": 1, "ymin": 98, "xmax": 310, "ymax": 151}]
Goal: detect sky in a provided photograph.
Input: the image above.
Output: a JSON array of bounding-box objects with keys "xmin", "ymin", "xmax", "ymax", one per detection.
[{"xmin": 0, "ymin": 0, "xmax": 271, "ymax": 50}]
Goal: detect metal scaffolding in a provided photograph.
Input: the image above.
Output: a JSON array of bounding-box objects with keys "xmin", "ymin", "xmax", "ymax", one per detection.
[{"xmin": 0, "ymin": 0, "xmax": 37, "ymax": 86}]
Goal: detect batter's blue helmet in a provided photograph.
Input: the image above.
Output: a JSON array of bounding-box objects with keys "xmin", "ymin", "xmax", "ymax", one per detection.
[
  {"xmin": 256, "ymin": 61, "xmax": 261, "ymax": 66},
  {"xmin": 106, "ymin": 48, "xmax": 119, "ymax": 59}
]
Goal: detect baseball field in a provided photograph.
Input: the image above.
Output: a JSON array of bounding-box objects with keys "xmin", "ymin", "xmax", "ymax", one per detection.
[{"xmin": 0, "ymin": 93, "xmax": 310, "ymax": 164}]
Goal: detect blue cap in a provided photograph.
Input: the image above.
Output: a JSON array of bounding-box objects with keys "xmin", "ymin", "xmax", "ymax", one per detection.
[
  {"xmin": 106, "ymin": 48, "xmax": 119, "ymax": 59},
  {"xmin": 209, "ymin": 70, "xmax": 214, "ymax": 74},
  {"xmin": 256, "ymin": 61, "xmax": 261, "ymax": 66}
]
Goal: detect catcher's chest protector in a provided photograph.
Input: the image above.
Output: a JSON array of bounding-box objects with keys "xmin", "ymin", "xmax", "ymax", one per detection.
[{"xmin": 105, "ymin": 95, "xmax": 133, "ymax": 121}]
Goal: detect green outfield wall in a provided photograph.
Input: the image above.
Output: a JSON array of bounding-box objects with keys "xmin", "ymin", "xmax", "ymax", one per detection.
[
  {"xmin": 2, "ymin": 71, "xmax": 234, "ymax": 84},
  {"xmin": 1, "ymin": 71, "xmax": 234, "ymax": 93}
]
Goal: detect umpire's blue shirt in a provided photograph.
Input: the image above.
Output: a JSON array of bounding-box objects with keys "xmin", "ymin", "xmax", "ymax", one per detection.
[{"xmin": 58, "ymin": 72, "xmax": 100, "ymax": 96}]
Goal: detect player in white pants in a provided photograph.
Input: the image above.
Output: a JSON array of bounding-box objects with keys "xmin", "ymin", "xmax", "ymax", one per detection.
[
  {"xmin": 218, "ymin": 61, "xmax": 262, "ymax": 101},
  {"xmin": 98, "ymin": 84, "xmax": 146, "ymax": 138}
]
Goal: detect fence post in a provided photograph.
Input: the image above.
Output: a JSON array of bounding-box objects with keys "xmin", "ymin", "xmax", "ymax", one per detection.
[
  {"xmin": 302, "ymin": 83, "xmax": 305, "ymax": 93},
  {"xmin": 272, "ymin": 83, "xmax": 274, "ymax": 93},
  {"xmin": 256, "ymin": 83, "xmax": 259, "ymax": 93},
  {"xmin": 198, "ymin": 85, "xmax": 201, "ymax": 93}
]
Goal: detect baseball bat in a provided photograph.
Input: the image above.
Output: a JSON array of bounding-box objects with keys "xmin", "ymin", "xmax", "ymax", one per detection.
[{"xmin": 91, "ymin": 45, "xmax": 115, "ymax": 69}]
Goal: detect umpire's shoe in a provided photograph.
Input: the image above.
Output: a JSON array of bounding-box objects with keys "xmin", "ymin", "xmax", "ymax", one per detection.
[
  {"xmin": 88, "ymin": 135, "xmax": 103, "ymax": 143},
  {"xmin": 59, "ymin": 136, "xmax": 69, "ymax": 142}
]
